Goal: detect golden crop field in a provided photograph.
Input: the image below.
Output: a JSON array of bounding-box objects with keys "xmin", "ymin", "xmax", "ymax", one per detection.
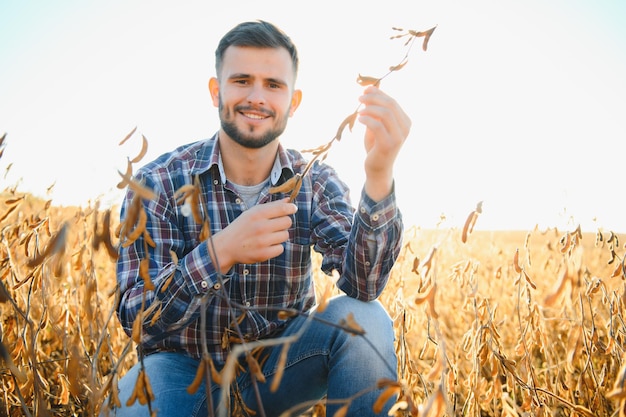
[{"xmin": 1, "ymin": 187, "xmax": 625, "ymax": 417}]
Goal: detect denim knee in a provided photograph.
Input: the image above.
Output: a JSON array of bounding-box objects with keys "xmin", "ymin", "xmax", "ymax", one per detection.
[{"xmin": 319, "ymin": 296, "xmax": 394, "ymax": 336}]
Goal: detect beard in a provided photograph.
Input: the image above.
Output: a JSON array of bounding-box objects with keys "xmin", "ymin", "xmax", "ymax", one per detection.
[{"xmin": 219, "ymin": 96, "xmax": 290, "ymax": 149}]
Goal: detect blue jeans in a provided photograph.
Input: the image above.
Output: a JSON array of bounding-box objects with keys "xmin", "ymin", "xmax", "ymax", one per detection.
[{"xmin": 102, "ymin": 296, "xmax": 397, "ymax": 417}]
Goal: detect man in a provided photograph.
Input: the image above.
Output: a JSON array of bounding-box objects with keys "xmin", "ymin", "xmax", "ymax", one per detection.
[{"xmin": 107, "ymin": 20, "xmax": 411, "ymax": 417}]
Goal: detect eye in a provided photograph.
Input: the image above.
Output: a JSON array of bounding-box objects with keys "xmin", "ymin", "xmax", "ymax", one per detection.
[{"xmin": 266, "ymin": 79, "xmax": 286, "ymax": 90}]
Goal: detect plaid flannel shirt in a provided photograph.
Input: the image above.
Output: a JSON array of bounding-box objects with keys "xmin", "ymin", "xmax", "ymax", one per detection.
[{"xmin": 116, "ymin": 133, "xmax": 403, "ymax": 363}]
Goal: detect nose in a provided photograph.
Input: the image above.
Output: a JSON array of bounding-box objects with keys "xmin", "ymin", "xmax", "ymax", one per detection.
[{"xmin": 246, "ymin": 82, "xmax": 266, "ymax": 105}]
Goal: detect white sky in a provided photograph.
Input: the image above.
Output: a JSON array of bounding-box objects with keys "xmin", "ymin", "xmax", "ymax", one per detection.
[{"xmin": 1, "ymin": 0, "xmax": 625, "ymax": 232}]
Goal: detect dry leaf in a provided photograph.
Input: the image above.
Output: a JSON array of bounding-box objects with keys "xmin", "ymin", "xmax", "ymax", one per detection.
[
  {"xmin": 523, "ymin": 270, "xmax": 537, "ymax": 290},
  {"xmin": 333, "ymin": 403, "xmax": 350, "ymax": 417},
  {"xmin": 410, "ymin": 25, "xmax": 438, "ymax": 51},
  {"xmin": 117, "ymin": 170, "xmax": 157, "ymax": 200},
  {"xmin": 246, "ymin": 354, "xmax": 266, "ymax": 383},
  {"xmin": 270, "ymin": 342, "xmax": 290, "ymax": 392},
  {"xmin": 26, "ymin": 222, "xmax": 69, "ymax": 268},
  {"xmin": 139, "ymin": 258, "xmax": 155, "ymax": 291},
  {"xmin": 334, "ymin": 112, "xmax": 358, "ymax": 142},
  {"xmin": 130, "ymin": 134, "xmax": 149, "ymax": 164},
  {"xmin": 0, "ymin": 204, "xmax": 18, "ymax": 223},
  {"xmin": 418, "ymin": 384, "xmax": 446, "ymax": 416},
  {"xmin": 119, "ymin": 126, "xmax": 138, "ymax": 145},
  {"xmin": 340, "ymin": 312, "xmax": 365, "ymax": 336},
  {"xmin": 389, "ymin": 59, "xmax": 408, "ymax": 72},
  {"xmin": 543, "ymin": 269, "xmax": 570, "ymax": 307},
  {"xmin": 373, "ymin": 385, "xmax": 401, "ymax": 414},
  {"xmin": 0, "ymin": 340, "xmax": 27, "ymax": 383},
  {"xmin": 414, "ymin": 281, "xmax": 435, "ymax": 305},
  {"xmin": 131, "ymin": 310, "xmax": 143, "ymax": 344},
  {"xmin": 421, "ymin": 246, "xmax": 437, "ymax": 277},
  {"xmin": 462, "ymin": 202, "xmax": 482, "ymax": 243},
  {"xmin": 121, "ymin": 208, "xmax": 147, "ymax": 248},
  {"xmin": 187, "ymin": 360, "xmax": 206, "ymax": 395},
  {"xmin": 269, "ymin": 173, "xmax": 301, "ymax": 194},
  {"xmin": 462, "ymin": 211, "xmax": 477, "ymax": 244},
  {"xmin": 513, "ymin": 249, "xmax": 522, "ymax": 273},
  {"xmin": 356, "ymin": 74, "xmax": 380, "ymax": 86}
]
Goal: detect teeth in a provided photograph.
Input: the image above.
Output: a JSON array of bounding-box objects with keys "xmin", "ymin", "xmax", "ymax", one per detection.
[{"xmin": 243, "ymin": 113, "xmax": 265, "ymax": 120}]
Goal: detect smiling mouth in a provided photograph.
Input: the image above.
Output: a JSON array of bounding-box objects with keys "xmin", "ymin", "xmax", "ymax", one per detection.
[
  {"xmin": 242, "ymin": 112, "xmax": 268, "ymax": 120},
  {"xmin": 237, "ymin": 106, "xmax": 273, "ymax": 120}
]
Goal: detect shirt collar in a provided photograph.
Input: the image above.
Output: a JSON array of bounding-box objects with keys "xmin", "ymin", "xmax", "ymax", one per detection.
[{"xmin": 200, "ymin": 132, "xmax": 295, "ymax": 186}]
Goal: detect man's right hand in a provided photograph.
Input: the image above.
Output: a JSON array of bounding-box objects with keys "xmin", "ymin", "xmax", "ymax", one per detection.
[{"xmin": 208, "ymin": 198, "xmax": 297, "ymax": 273}]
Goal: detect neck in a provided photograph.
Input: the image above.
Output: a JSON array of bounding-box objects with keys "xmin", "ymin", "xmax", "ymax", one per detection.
[{"xmin": 218, "ymin": 132, "xmax": 278, "ymax": 186}]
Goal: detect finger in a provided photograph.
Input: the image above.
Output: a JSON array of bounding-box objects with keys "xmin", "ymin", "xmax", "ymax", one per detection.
[
  {"xmin": 262, "ymin": 240, "xmax": 286, "ymax": 259},
  {"xmin": 265, "ymin": 214, "xmax": 293, "ymax": 233},
  {"xmin": 258, "ymin": 198, "xmax": 298, "ymax": 219},
  {"xmin": 358, "ymin": 85, "xmax": 397, "ymax": 110},
  {"xmin": 359, "ymin": 108, "xmax": 404, "ymax": 152},
  {"xmin": 360, "ymin": 94, "xmax": 410, "ymax": 136},
  {"xmin": 359, "ymin": 84, "xmax": 408, "ymax": 122},
  {"xmin": 265, "ymin": 229, "xmax": 291, "ymax": 246},
  {"xmin": 247, "ymin": 229, "xmax": 289, "ymax": 261}
]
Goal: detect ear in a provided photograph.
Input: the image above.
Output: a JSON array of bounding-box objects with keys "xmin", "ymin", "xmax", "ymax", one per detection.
[
  {"xmin": 208, "ymin": 77, "xmax": 220, "ymax": 107},
  {"xmin": 289, "ymin": 89, "xmax": 302, "ymax": 117}
]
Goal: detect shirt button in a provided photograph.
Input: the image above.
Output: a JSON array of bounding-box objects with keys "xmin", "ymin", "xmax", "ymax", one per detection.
[
  {"xmin": 243, "ymin": 269, "xmax": 249, "ymax": 275},
  {"xmin": 213, "ymin": 283, "xmax": 221, "ymax": 290},
  {"xmin": 360, "ymin": 207, "xmax": 366, "ymax": 214},
  {"xmin": 235, "ymin": 198, "xmax": 243, "ymax": 205},
  {"xmin": 372, "ymin": 214, "xmax": 380, "ymax": 222},
  {"xmin": 245, "ymin": 301, "xmax": 251, "ymax": 307},
  {"xmin": 213, "ymin": 179, "xmax": 219, "ymax": 185},
  {"xmin": 200, "ymin": 281, "xmax": 208, "ymax": 289},
  {"xmin": 365, "ymin": 261, "xmax": 371, "ymax": 266}
]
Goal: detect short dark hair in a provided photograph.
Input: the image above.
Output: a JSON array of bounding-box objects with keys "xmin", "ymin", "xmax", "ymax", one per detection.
[{"xmin": 215, "ymin": 20, "xmax": 299, "ymax": 79}]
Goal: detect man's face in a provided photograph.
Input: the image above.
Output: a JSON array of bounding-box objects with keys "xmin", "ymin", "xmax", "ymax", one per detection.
[{"xmin": 210, "ymin": 46, "xmax": 301, "ymax": 149}]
